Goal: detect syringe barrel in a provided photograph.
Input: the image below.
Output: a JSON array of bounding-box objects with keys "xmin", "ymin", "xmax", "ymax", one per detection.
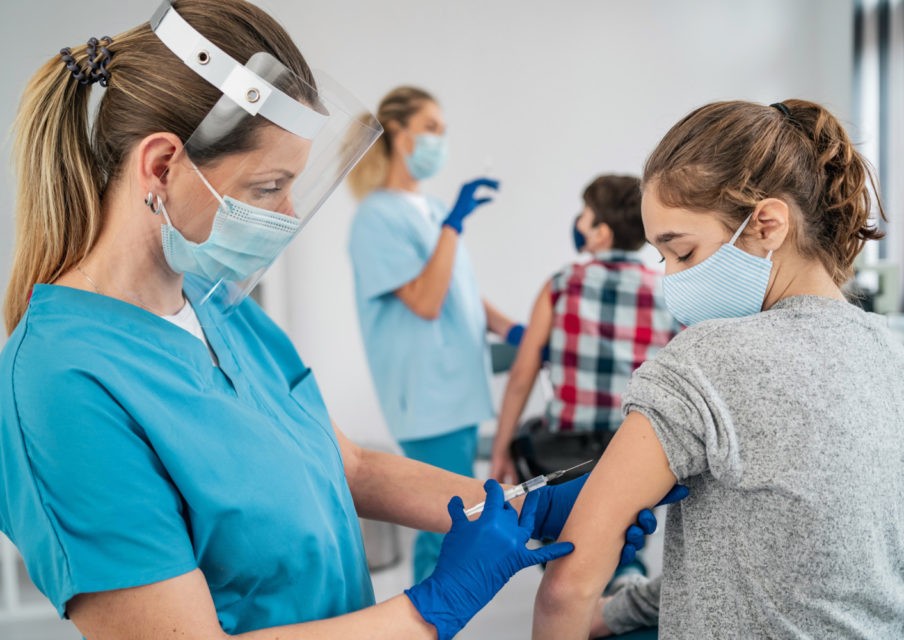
[{"xmin": 522, "ymin": 475, "xmax": 549, "ymax": 492}]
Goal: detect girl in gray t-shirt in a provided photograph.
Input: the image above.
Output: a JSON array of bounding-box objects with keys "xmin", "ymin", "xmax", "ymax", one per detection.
[{"xmin": 532, "ymin": 99, "xmax": 904, "ymax": 639}]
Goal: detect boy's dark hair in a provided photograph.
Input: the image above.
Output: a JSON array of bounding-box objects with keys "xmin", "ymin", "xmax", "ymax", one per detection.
[{"xmin": 582, "ymin": 175, "xmax": 645, "ymax": 251}]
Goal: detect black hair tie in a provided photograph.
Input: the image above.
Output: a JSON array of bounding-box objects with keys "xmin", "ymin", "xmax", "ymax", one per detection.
[
  {"xmin": 770, "ymin": 102, "xmax": 791, "ymax": 117},
  {"xmin": 60, "ymin": 36, "xmax": 114, "ymax": 87}
]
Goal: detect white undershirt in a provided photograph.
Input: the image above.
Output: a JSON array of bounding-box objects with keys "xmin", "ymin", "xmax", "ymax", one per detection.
[
  {"xmin": 161, "ymin": 299, "xmax": 218, "ymax": 365},
  {"xmin": 397, "ymin": 191, "xmax": 437, "ymax": 223}
]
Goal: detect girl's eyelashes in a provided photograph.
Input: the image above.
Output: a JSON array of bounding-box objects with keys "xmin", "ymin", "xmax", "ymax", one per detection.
[{"xmin": 677, "ymin": 251, "xmax": 693, "ymax": 263}]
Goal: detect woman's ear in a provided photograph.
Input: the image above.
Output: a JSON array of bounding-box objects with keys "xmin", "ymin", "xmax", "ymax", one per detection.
[
  {"xmin": 749, "ymin": 198, "xmax": 790, "ymax": 253},
  {"xmin": 133, "ymin": 132, "xmax": 184, "ymax": 196}
]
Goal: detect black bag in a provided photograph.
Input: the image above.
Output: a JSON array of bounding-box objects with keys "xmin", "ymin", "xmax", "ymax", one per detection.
[{"xmin": 509, "ymin": 416, "xmax": 615, "ymax": 483}]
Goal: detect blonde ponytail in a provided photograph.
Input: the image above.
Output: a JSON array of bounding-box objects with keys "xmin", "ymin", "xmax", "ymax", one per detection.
[
  {"xmin": 4, "ymin": 47, "xmax": 104, "ymax": 334},
  {"xmin": 347, "ymin": 118, "xmax": 390, "ymax": 200},
  {"xmin": 346, "ymin": 86, "xmax": 436, "ymax": 201},
  {"xmin": 4, "ymin": 0, "xmax": 319, "ymax": 335}
]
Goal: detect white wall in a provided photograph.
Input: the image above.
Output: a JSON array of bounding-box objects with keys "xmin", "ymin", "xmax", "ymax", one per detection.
[
  {"xmin": 266, "ymin": 0, "xmax": 856, "ymax": 449},
  {"xmin": 0, "ymin": 1, "xmax": 855, "ymax": 448}
]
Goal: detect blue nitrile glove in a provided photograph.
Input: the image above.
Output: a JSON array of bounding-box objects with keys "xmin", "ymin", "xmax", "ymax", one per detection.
[
  {"xmin": 531, "ymin": 475, "xmax": 690, "ymax": 566},
  {"xmin": 505, "ymin": 324, "xmax": 525, "ymax": 346},
  {"xmin": 405, "ymin": 480, "xmax": 573, "ymax": 640},
  {"xmin": 442, "ymin": 177, "xmax": 500, "ymax": 234},
  {"xmin": 620, "ymin": 484, "xmax": 690, "ymax": 566}
]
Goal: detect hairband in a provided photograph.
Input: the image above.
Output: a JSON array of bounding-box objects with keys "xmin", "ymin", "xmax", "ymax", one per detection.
[
  {"xmin": 60, "ymin": 36, "xmax": 114, "ymax": 87},
  {"xmin": 770, "ymin": 102, "xmax": 791, "ymax": 117}
]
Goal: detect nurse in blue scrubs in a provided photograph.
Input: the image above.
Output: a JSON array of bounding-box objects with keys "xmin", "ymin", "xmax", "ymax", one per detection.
[
  {"xmin": 347, "ymin": 86, "xmax": 525, "ymax": 582},
  {"xmin": 0, "ymin": 2, "xmax": 592, "ymax": 638}
]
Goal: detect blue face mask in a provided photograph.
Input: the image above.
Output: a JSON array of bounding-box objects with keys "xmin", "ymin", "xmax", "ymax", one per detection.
[
  {"xmin": 661, "ymin": 214, "xmax": 773, "ymax": 326},
  {"xmin": 159, "ymin": 165, "xmax": 301, "ymax": 283},
  {"xmin": 404, "ymin": 133, "xmax": 448, "ymax": 181},
  {"xmin": 572, "ymin": 215, "xmax": 586, "ymax": 252}
]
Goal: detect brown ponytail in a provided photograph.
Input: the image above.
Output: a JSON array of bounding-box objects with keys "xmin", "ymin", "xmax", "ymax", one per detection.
[
  {"xmin": 642, "ymin": 99, "xmax": 885, "ymax": 285},
  {"xmin": 4, "ymin": 0, "xmax": 314, "ymax": 334},
  {"xmin": 346, "ymin": 86, "xmax": 435, "ymax": 200}
]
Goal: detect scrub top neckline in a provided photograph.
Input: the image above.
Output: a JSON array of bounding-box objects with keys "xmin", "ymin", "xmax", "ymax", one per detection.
[{"xmin": 29, "ymin": 283, "xmax": 223, "ymax": 374}]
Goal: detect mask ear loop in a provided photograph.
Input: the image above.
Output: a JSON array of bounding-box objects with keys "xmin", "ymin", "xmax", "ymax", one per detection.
[
  {"xmin": 190, "ymin": 161, "xmax": 227, "ymax": 208},
  {"xmin": 730, "ymin": 213, "xmax": 773, "ymax": 260}
]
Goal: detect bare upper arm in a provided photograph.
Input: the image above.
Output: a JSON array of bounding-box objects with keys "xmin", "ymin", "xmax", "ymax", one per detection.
[
  {"xmin": 541, "ymin": 412, "xmax": 677, "ymax": 600},
  {"xmin": 67, "ymin": 569, "xmax": 227, "ymax": 640}
]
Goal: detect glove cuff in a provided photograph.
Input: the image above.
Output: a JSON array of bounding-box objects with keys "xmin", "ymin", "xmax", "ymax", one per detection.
[
  {"xmin": 405, "ymin": 576, "xmax": 469, "ymax": 640},
  {"xmin": 442, "ymin": 219, "xmax": 462, "ymax": 234}
]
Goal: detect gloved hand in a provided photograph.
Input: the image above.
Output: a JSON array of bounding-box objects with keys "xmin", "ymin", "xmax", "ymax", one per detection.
[
  {"xmin": 442, "ymin": 177, "xmax": 500, "ymax": 234},
  {"xmin": 531, "ymin": 474, "xmax": 690, "ymax": 567},
  {"xmin": 405, "ymin": 480, "xmax": 573, "ymax": 640},
  {"xmin": 620, "ymin": 484, "xmax": 689, "ymax": 566},
  {"xmin": 505, "ymin": 323, "xmax": 525, "ymax": 346}
]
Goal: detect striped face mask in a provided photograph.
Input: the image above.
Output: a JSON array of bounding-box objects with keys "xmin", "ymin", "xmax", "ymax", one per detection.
[{"xmin": 661, "ymin": 213, "xmax": 773, "ymax": 326}]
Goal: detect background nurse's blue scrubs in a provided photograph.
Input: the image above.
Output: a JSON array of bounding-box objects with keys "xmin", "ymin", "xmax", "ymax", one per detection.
[{"xmin": 348, "ymin": 87, "xmax": 523, "ymax": 582}]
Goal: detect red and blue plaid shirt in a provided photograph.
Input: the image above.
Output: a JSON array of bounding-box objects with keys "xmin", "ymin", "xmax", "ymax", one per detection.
[{"xmin": 546, "ymin": 250, "xmax": 679, "ymax": 433}]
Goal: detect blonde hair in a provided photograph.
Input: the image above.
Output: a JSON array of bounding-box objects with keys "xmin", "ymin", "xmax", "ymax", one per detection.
[
  {"xmin": 5, "ymin": 0, "xmax": 314, "ymax": 334},
  {"xmin": 346, "ymin": 86, "xmax": 435, "ymax": 200},
  {"xmin": 643, "ymin": 99, "xmax": 885, "ymax": 285}
]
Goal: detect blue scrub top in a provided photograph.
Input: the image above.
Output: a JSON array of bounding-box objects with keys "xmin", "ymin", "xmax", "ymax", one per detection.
[
  {"xmin": 0, "ymin": 278, "xmax": 374, "ymax": 633},
  {"xmin": 348, "ymin": 190, "xmax": 494, "ymax": 442}
]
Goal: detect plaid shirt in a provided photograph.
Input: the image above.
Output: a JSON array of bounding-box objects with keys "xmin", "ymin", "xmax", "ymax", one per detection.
[{"xmin": 546, "ymin": 250, "xmax": 679, "ymax": 433}]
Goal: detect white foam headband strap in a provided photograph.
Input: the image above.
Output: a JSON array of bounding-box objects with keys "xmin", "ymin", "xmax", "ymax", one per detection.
[{"xmin": 149, "ymin": 1, "xmax": 327, "ymax": 139}]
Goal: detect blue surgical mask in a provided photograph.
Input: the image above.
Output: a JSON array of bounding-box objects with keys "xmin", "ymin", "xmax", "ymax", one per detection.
[
  {"xmin": 159, "ymin": 165, "xmax": 301, "ymax": 283},
  {"xmin": 404, "ymin": 133, "xmax": 448, "ymax": 181},
  {"xmin": 572, "ymin": 215, "xmax": 586, "ymax": 252},
  {"xmin": 661, "ymin": 214, "xmax": 773, "ymax": 326}
]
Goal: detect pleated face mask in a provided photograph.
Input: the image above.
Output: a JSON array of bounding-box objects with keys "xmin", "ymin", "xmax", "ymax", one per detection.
[
  {"xmin": 159, "ymin": 163, "xmax": 302, "ymax": 283},
  {"xmin": 661, "ymin": 213, "xmax": 773, "ymax": 326}
]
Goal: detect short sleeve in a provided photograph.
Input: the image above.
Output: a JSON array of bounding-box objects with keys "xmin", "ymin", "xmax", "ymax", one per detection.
[
  {"xmin": 11, "ymin": 364, "xmax": 197, "ymax": 615},
  {"xmin": 349, "ymin": 199, "xmax": 430, "ymax": 300},
  {"xmin": 621, "ymin": 331, "xmax": 741, "ymax": 482}
]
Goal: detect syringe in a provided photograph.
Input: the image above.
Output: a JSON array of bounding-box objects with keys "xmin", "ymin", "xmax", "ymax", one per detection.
[{"xmin": 463, "ymin": 459, "xmax": 593, "ymax": 517}]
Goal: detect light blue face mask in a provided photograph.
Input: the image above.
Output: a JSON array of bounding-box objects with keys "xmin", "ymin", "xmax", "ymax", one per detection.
[
  {"xmin": 404, "ymin": 133, "xmax": 448, "ymax": 181},
  {"xmin": 159, "ymin": 164, "xmax": 301, "ymax": 283},
  {"xmin": 662, "ymin": 213, "xmax": 773, "ymax": 326}
]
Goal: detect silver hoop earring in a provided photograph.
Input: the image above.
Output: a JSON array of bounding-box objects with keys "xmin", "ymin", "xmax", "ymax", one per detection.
[{"xmin": 144, "ymin": 192, "xmax": 162, "ymax": 215}]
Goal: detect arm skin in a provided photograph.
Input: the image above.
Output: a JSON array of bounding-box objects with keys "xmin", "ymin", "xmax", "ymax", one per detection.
[
  {"xmin": 482, "ymin": 298, "xmax": 519, "ymax": 339},
  {"xmin": 395, "ymin": 226, "xmax": 459, "ymax": 320},
  {"xmin": 531, "ymin": 412, "xmax": 677, "ymax": 640},
  {"xmin": 489, "ymin": 281, "xmax": 554, "ymax": 484},
  {"xmin": 67, "ymin": 420, "xmax": 501, "ymax": 640}
]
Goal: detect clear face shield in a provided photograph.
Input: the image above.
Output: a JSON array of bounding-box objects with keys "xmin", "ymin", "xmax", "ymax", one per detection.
[{"xmin": 149, "ymin": 1, "xmax": 381, "ymax": 322}]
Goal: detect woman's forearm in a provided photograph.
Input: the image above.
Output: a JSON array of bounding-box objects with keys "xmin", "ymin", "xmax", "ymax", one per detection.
[
  {"xmin": 350, "ymin": 447, "xmax": 485, "ymax": 533},
  {"xmin": 238, "ymin": 594, "xmax": 436, "ymax": 640},
  {"xmin": 394, "ymin": 227, "xmax": 458, "ymax": 320},
  {"xmin": 70, "ymin": 569, "xmax": 438, "ymax": 640}
]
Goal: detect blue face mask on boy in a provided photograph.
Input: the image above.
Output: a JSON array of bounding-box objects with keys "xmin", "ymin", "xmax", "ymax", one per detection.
[
  {"xmin": 572, "ymin": 215, "xmax": 586, "ymax": 252},
  {"xmin": 405, "ymin": 133, "xmax": 448, "ymax": 181},
  {"xmin": 158, "ymin": 164, "xmax": 301, "ymax": 283},
  {"xmin": 661, "ymin": 213, "xmax": 773, "ymax": 326}
]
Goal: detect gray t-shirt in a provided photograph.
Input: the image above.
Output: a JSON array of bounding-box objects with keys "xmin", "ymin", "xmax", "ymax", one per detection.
[{"xmin": 622, "ymin": 295, "xmax": 904, "ymax": 639}]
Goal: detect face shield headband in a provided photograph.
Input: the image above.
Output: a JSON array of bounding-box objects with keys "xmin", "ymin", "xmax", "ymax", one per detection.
[{"xmin": 148, "ymin": 1, "xmax": 381, "ymax": 324}]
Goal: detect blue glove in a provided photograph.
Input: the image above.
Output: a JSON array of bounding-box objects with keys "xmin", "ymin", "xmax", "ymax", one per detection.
[
  {"xmin": 531, "ymin": 475, "xmax": 690, "ymax": 566},
  {"xmin": 505, "ymin": 324, "xmax": 525, "ymax": 346},
  {"xmin": 442, "ymin": 177, "xmax": 499, "ymax": 234},
  {"xmin": 620, "ymin": 484, "xmax": 690, "ymax": 566},
  {"xmin": 405, "ymin": 480, "xmax": 573, "ymax": 640}
]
